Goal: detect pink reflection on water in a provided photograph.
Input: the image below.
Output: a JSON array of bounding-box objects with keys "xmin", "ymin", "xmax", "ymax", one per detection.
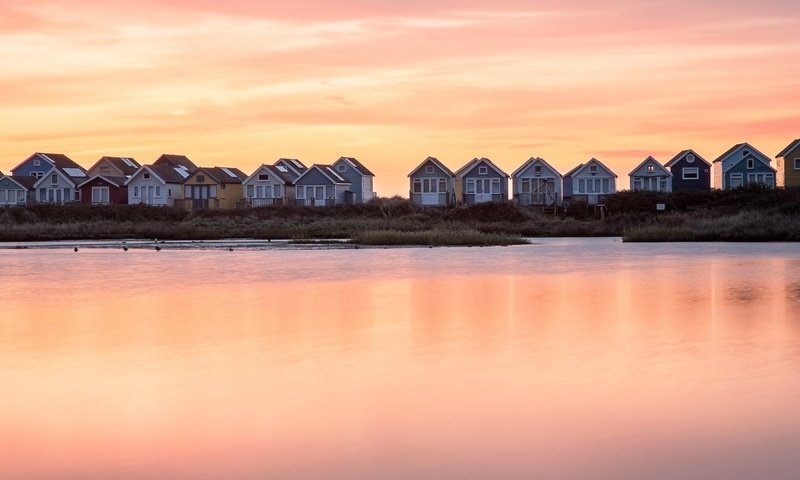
[{"xmin": 1, "ymin": 241, "xmax": 800, "ymax": 479}]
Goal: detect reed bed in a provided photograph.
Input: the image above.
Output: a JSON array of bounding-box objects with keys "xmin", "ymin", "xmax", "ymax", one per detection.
[{"xmin": 350, "ymin": 229, "xmax": 528, "ymax": 246}]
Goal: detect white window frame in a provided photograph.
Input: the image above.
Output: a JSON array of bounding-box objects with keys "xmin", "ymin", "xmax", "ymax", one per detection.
[
  {"xmin": 258, "ymin": 174, "xmax": 269, "ymax": 181},
  {"xmin": 682, "ymin": 167, "xmax": 699, "ymax": 180},
  {"xmin": 133, "ymin": 185, "xmax": 140, "ymax": 197},
  {"xmin": 793, "ymin": 158, "xmax": 800, "ymax": 170},
  {"xmin": 33, "ymin": 159, "xmax": 41, "ymax": 166},
  {"xmin": 337, "ymin": 164, "xmax": 346, "ymax": 172},
  {"xmin": 646, "ymin": 165, "xmax": 655, "ymax": 173},
  {"xmin": 746, "ymin": 158, "xmax": 754, "ymax": 169},
  {"xmin": 466, "ymin": 178, "xmax": 475, "ymax": 194},
  {"xmin": 478, "ymin": 166, "xmax": 488, "ymax": 175},
  {"xmin": 491, "ymin": 178, "xmax": 501, "ymax": 194},
  {"xmin": 425, "ymin": 165, "xmax": 434, "ymax": 174},
  {"xmin": 589, "ymin": 165, "xmax": 598, "ymax": 173},
  {"xmin": 155, "ymin": 186, "xmax": 161, "ymax": 197},
  {"xmin": 143, "ymin": 172, "xmax": 150, "ymax": 179},
  {"xmin": 686, "ymin": 154, "xmax": 695, "ymax": 163},
  {"xmin": 91, "ymin": 186, "xmax": 109, "ymax": 204},
  {"xmin": 50, "ymin": 173, "xmax": 58, "ymax": 185},
  {"xmin": 729, "ymin": 173, "xmax": 744, "ymax": 188}
]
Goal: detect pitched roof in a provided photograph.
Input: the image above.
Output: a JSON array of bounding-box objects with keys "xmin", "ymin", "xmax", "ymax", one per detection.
[
  {"xmin": 4, "ymin": 175, "xmax": 37, "ymax": 189},
  {"xmin": 198, "ymin": 167, "xmax": 248, "ymax": 184},
  {"xmin": 274, "ymin": 158, "xmax": 307, "ymax": 176},
  {"xmin": 566, "ymin": 158, "xmax": 618, "ymax": 178},
  {"xmin": 89, "ymin": 156, "xmax": 141, "ymax": 176},
  {"xmin": 408, "ymin": 156, "xmax": 455, "ymax": 177},
  {"xmin": 153, "ymin": 154, "xmax": 198, "ymax": 171},
  {"xmin": 11, "ymin": 152, "xmax": 85, "ymax": 175},
  {"xmin": 454, "ymin": 157, "xmax": 509, "ymax": 178},
  {"xmin": 336, "ymin": 156, "xmax": 375, "ymax": 176},
  {"xmin": 713, "ymin": 143, "xmax": 774, "ymax": 172},
  {"xmin": 776, "ymin": 139, "xmax": 800, "ymax": 158},
  {"xmin": 77, "ymin": 175, "xmax": 128, "ymax": 188},
  {"xmin": 562, "ymin": 163, "xmax": 584, "ymax": 178},
  {"xmin": 295, "ymin": 164, "xmax": 350, "ymax": 184},
  {"xmin": 244, "ymin": 164, "xmax": 296, "ymax": 185},
  {"xmin": 712, "ymin": 143, "xmax": 748, "ymax": 163},
  {"xmin": 511, "ymin": 157, "xmax": 563, "ymax": 178},
  {"xmin": 664, "ymin": 149, "xmax": 711, "ymax": 168},
  {"xmin": 629, "ymin": 156, "xmax": 671, "ymax": 177}
]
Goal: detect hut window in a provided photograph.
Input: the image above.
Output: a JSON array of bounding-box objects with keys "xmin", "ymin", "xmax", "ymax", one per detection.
[
  {"xmin": 413, "ymin": 179, "xmax": 422, "ymax": 193},
  {"xmin": 491, "ymin": 178, "xmax": 501, "ymax": 194},
  {"xmin": 747, "ymin": 158, "xmax": 754, "ymax": 169},
  {"xmin": 258, "ymin": 174, "xmax": 269, "ymax": 181},
  {"xmin": 794, "ymin": 158, "xmax": 800, "ymax": 170},
  {"xmin": 247, "ymin": 185, "xmax": 254, "ymax": 197},
  {"xmin": 51, "ymin": 173, "xmax": 58, "ymax": 185},
  {"xmin": 196, "ymin": 175, "xmax": 205, "ymax": 183},
  {"xmin": 338, "ymin": 164, "xmax": 346, "ymax": 172},
  {"xmin": 730, "ymin": 173, "xmax": 743, "ymax": 188},
  {"xmin": 589, "ymin": 165, "xmax": 597, "ymax": 173},
  {"xmin": 683, "ymin": 168, "xmax": 699, "ymax": 180},
  {"xmin": 133, "ymin": 186, "xmax": 140, "ymax": 197},
  {"xmin": 686, "ymin": 154, "xmax": 695, "ymax": 163},
  {"xmin": 659, "ymin": 179, "xmax": 667, "ymax": 191},
  {"xmin": 478, "ymin": 166, "xmax": 488, "ymax": 175},
  {"xmin": 646, "ymin": 165, "xmax": 655, "ymax": 172},
  {"xmin": 534, "ymin": 165, "xmax": 542, "ymax": 175},
  {"xmin": 438, "ymin": 179, "xmax": 446, "ymax": 192},
  {"xmin": 466, "ymin": 179, "xmax": 475, "ymax": 194},
  {"xmin": 168, "ymin": 188, "xmax": 172, "ymax": 198},
  {"xmin": 425, "ymin": 166, "xmax": 434, "ymax": 174},
  {"xmin": 602, "ymin": 179, "xmax": 610, "ymax": 192},
  {"xmin": 578, "ymin": 179, "xmax": 586, "ymax": 193},
  {"xmin": 143, "ymin": 172, "xmax": 150, "ymax": 179},
  {"xmin": 33, "ymin": 159, "xmax": 41, "ymax": 166},
  {"xmin": 155, "ymin": 186, "xmax": 161, "ymax": 197}
]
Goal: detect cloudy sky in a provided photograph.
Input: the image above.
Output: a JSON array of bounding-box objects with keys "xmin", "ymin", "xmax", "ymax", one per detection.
[{"xmin": 1, "ymin": 0, "xmax": 798, "ymax": 195}]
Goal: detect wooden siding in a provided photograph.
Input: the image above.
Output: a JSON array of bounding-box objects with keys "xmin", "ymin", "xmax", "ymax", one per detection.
[
  {"xmin": 779, "ymin": 144, "xmax": 800, "ymax": 188},
  {"xmin": 79, "ymin": 178, "xmax": 128, "ymax": 205},
  {"xmin": 669, "ymin": 157, "xmax": 711, "ymax": 192}
]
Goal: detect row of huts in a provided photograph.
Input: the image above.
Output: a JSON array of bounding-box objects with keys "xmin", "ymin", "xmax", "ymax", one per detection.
[
  {"xmin": 0, "ymin": 154, "xmax": 375, "ymax": 208},
  {"xmin": 411, "ymin": 141, "xmax": 796, "ymax": 206},
  {"xmin": 1, "ymin": 140, "xmax": 799, "ymax": 208}
]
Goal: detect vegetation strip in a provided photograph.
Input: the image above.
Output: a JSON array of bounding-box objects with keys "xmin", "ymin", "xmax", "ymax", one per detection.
[{"xmin": 0, "ymin": 186, "xmax": 798, "ymax": 242}]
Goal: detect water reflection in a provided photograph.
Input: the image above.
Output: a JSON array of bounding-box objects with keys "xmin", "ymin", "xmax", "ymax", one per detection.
[{"xmin": 2, "ymin": 239, "xmax": 800, "ymax": 479}]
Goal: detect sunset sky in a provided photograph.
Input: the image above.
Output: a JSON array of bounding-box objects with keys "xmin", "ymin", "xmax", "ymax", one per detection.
[{"xmin": 1, "ymin": 0, "xmax": 798, "ymax": 195}]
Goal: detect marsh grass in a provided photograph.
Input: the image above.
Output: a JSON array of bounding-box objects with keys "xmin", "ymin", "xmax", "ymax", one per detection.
[
  {"xmin": 350, "ymin": 229, "xmax": 528, "ymax": 246},
  {"xmin": 623, "ymin": 210, "xmax": 800, "ymax": 242},
  {"xmin": 2, "ymin": 189, "xmax": 799, "ymax": 242}
]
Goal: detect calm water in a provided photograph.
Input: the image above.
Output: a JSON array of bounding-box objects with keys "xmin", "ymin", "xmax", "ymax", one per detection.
[{"xmin": 2, "ymin": 238, "xmax": 800, "ymax": 479}]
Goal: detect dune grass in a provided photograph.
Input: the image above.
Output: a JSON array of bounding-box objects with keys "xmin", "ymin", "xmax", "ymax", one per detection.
[
  {"xmin": 622, "ymin": 210, "xmax": 800, "ymax": 242},
  {"xmin": 350, "ymin": 229, "xmax": 529, "ymax": 246}
]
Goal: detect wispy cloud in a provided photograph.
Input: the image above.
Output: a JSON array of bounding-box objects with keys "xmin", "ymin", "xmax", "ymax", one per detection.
[{"xmin": 1, "ymin": 0, "xmax": 799, "ymax": 194}]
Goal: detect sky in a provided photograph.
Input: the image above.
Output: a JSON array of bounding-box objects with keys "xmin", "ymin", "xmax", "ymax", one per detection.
[{"xmin": 1, "ymin": 0, "xmax": 799, "ymax": 195}]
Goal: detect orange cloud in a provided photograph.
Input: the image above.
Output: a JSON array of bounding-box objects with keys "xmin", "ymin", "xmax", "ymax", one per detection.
[{"xmin": 1, "ymin": 1, "xmax": 799, "ymax": 194}]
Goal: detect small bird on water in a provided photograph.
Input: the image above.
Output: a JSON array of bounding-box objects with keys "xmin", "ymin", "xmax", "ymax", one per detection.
[{"xmin": 73, "ymin": 247, "xmax": 78, "ymax": 252}]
